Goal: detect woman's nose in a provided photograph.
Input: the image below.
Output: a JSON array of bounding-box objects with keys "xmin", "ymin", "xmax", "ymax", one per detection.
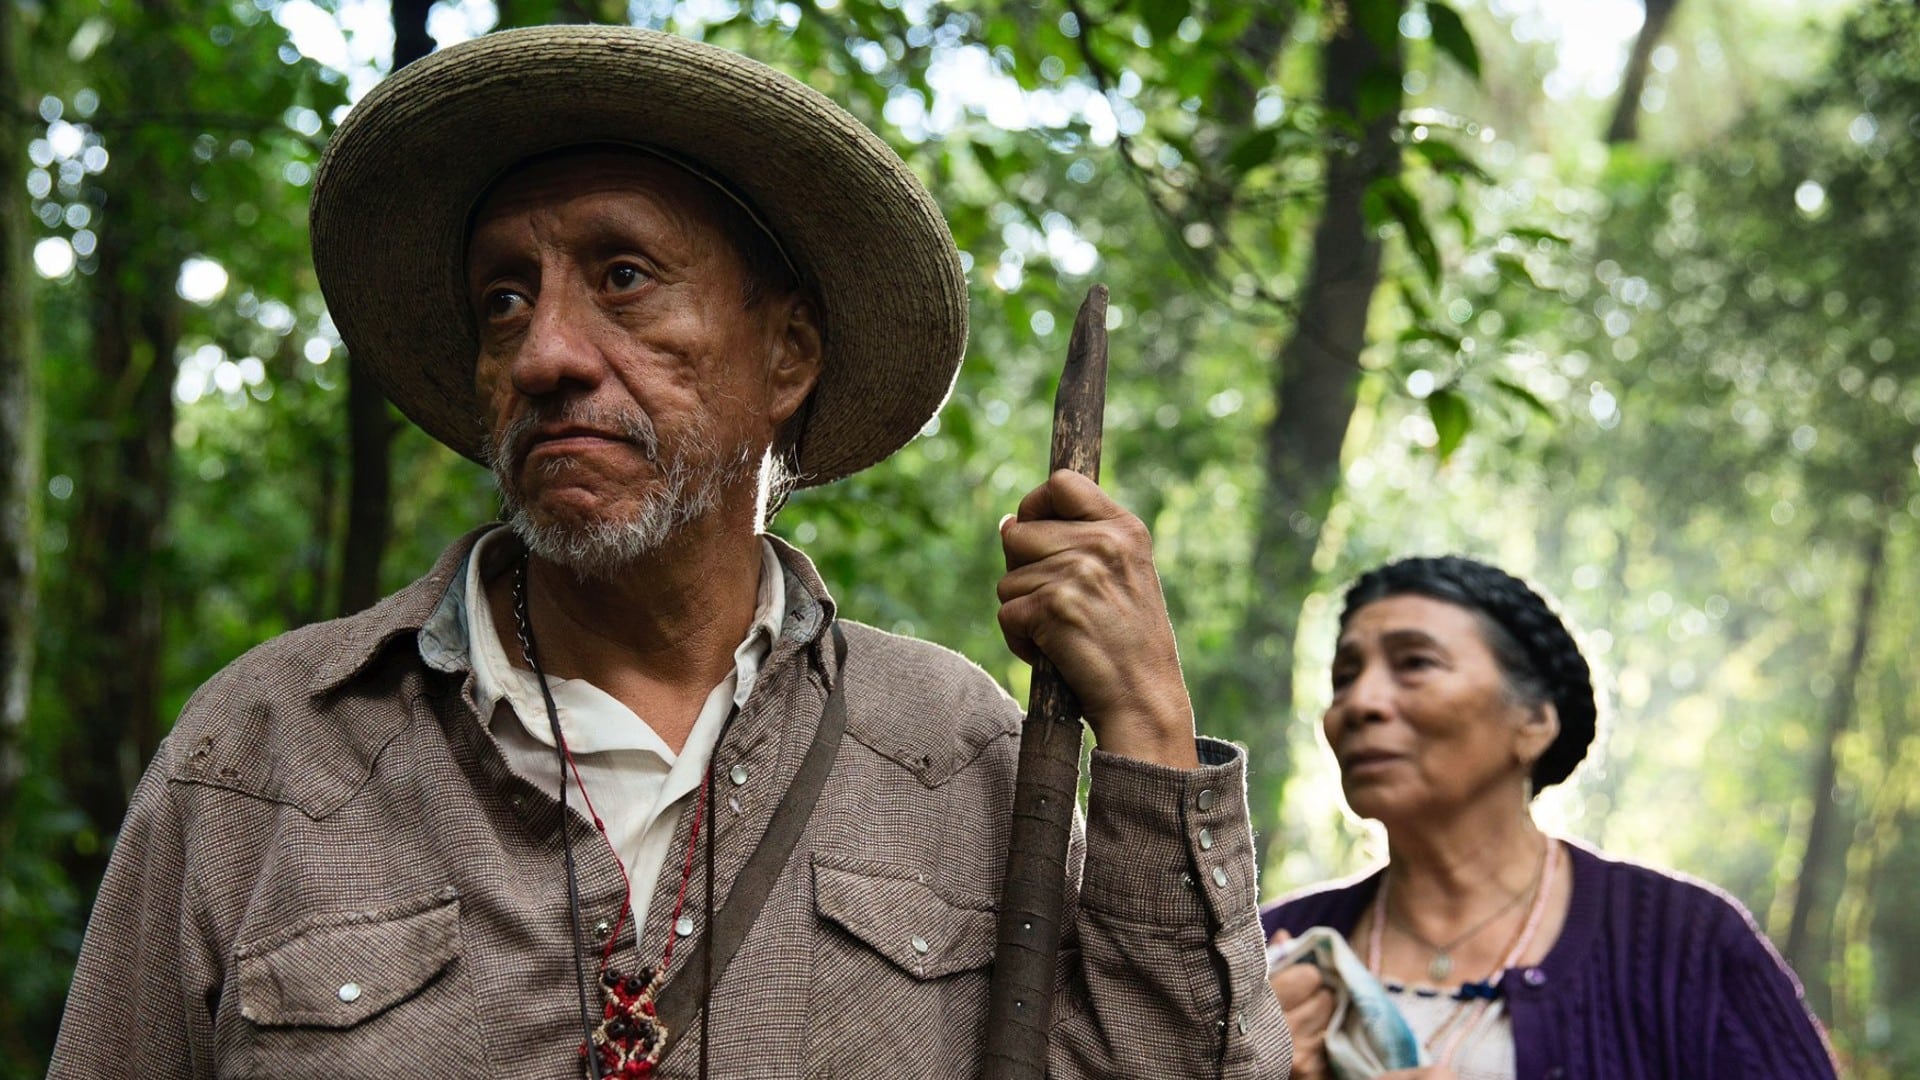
[{"xmin": 1339, "ymin": 664, "xmax": 1394, "ymax": 726}]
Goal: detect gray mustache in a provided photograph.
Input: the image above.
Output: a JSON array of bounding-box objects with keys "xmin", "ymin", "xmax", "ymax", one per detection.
[{"xmin": 490, "ymin": 401, "xmax": 661, "ymax": 469}]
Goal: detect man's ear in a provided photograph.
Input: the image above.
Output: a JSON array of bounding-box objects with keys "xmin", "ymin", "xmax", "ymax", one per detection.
[{"xmin": 765, "ymin": 295, "xmax": 823, "ymax": 428}]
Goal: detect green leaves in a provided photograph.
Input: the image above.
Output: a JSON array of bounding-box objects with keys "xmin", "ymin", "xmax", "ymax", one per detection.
[
  {"xmin": 1493, "ymin": 377, "xmax": 1555, "ymax": 421},
  {"xmin": 1225, "ymin": 128, "xmax": 1280, "ymax": 176},
  {"xmin": 1425, "ymin": 1, "xmax": 1481, "ymax": 81},
  {"xmin": 1365, "ymin": 177, "xmax": 1443, "ymax": 289},
  {"xmin": 1426, "ymin": 386, "xmax": 1472, "ymax": 461},
  {"xmin": 1139, "ymin": 0, "xmax": 1192, "ymax": 45},
  {"xmin": 1408, "ymin": 136, "xmax": 1491, "ymax": 184},
  {"xmin": 1357, "ymin": 67, "xmax": 1403, "ymax": 123},
  {"xmin": 1353, "ymin": 0, "xmax": 1404, "ymax": 53}
]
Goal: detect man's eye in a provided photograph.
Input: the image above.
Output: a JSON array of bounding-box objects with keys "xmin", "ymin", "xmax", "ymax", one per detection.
[
  {"xmin": 483, "ymin": 289, "xmax": 526, "ymax": 320},
  {"xmin": 607, "ymin": 264, "xmax": 650, "ymax": 291}
]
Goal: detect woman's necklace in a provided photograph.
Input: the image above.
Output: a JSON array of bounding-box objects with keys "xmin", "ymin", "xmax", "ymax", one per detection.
[
  {"xmin": 1366, "ymin": 835, "xmax": 1561, "ymax": 1068},
  {"xmin": 1382, "ymin": 848, "xmax": 1542, "ymax": 982},
  {"xmin": 515, "ymin": 556, "xmax": 709, "ymax": 1079}
]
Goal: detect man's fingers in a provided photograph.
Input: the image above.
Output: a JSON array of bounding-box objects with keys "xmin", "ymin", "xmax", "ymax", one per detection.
[
  {"xmin": 1014, "ymin": 469, "xmax": 1123, "ymax": 524},
  {"xmin": 1001, "ymin": 512, "xmax": 1149, "ymax": 579}
]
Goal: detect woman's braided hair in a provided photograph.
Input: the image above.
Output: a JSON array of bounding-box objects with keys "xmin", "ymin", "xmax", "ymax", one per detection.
[{"xmin": 1339, "ymin": 555, "xmax": 1598, "ymax": 793}]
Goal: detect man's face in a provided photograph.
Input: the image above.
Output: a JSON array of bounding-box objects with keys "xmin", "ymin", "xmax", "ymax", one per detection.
[{"xmin": 466, "ymin": 151, "xmax": 819, "ymax": 575}]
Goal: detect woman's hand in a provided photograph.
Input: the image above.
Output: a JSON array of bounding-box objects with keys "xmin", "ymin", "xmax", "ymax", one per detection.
[{"xmin": 1267, "ymin": 929, "xmax": 1336, "ymax": 1080}]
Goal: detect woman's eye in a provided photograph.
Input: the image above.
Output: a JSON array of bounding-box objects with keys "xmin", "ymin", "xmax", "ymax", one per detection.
[
  {"xmin": 1397, "ymin": 653, "xmax": 1438, "ymax": 673},
  {"xmin": 607, "ymin": 264, "xmax": 649, "ymax": 291}
]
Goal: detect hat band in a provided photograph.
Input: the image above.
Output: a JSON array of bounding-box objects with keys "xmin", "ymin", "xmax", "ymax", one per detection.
[{"xmin": 463, "ymin": 140, "xmax": 803, "ymax": 285}]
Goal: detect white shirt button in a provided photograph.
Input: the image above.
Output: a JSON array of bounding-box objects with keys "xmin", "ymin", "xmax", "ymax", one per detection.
[
  {"xmin": 676, "ymin": 915, "xmax": 696, "ymax": 937},
  {"xmin": 337, "ymin": 982, "xmax": 362, "ymax": 1003},
  {"xmin": 729, "ymin": 764, "xmax": 749, "ymax": 786},
  {"xmin": 911, "ymin": 936, "xmax": 930, "ymax": 955},
  {"xmin": 1197, "ymin": 788, "xmax": 1216, "ymax": 811},
  {"xmin": 1211, "ymin": 866, "xmax": 1229, "ymax": 887}
]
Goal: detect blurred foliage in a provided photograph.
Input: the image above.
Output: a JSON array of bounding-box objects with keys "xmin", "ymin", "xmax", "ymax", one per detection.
[{"xmin": 3, "ymin": 0, "xmax": 1918, "ymax": 1076}]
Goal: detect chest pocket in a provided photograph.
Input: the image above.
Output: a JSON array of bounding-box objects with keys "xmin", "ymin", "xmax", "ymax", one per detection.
[
  {"xmin": 808, "ymin": 856, "xmax": 996, "ymax": 1079},
  {"xmin": 229, "ymin": 887, "xmax": 485, "ymax": 1079}
]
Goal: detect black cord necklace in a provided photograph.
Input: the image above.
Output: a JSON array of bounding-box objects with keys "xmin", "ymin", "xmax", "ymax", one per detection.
[
  {"xmin": 512, "ymin": 557, "xmax": 599, "ymax": 1076},
  {"xmin": 514, "ymin": 556, "xmax": 707, "ymax": 1079}
]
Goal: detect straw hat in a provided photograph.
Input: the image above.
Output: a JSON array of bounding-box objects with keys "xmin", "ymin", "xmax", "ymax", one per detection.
[{"xmin": 310, "ymin": 25, "xmax": 968, "ymax": 486}]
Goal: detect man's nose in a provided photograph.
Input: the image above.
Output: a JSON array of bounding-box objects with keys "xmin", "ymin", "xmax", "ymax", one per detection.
[{"xmin": 511, "ymin": 283, "xmax": 603, "ymax": 398}]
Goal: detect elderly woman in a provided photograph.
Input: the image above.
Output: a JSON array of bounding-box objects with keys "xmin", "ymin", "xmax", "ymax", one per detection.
[{"xmin": 1263, "ymin": 556, "xmax": 1835, "ymax": 1080}]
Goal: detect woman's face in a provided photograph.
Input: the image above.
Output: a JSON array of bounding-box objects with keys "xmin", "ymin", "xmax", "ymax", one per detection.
[{"xmin": 1322, "ymin": 593, "xmax": 1558, "ymax": 825}]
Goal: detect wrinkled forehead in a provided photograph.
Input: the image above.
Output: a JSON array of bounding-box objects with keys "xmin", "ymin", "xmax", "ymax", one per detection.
[
  {"xmin": 1336, "ymin": 592, "xmax": 1493, "ymax": 650},
  {"xmin": 466, "ymin": 147, "xmax": 733, "ymax": 247}
]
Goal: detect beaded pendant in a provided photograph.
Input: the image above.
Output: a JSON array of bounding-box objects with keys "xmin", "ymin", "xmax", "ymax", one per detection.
[{"xmin": 585, "ymin": 966, "xmax": 667, "ymax": 1078}]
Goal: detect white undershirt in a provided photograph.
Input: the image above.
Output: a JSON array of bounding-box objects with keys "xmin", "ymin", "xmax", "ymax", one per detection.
[
  {"xmin": 463, "ymin": 528, "xmax": 786, "ymax": 930},
  {"xmin": 1386, "ymin": 983, "xmax": 1516, "ymax": 1080}
]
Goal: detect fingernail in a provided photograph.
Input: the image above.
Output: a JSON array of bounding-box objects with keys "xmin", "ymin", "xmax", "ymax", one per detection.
[{"xmin": 998, "ymin": 513, "xmax": 1016, "ymax": 533}]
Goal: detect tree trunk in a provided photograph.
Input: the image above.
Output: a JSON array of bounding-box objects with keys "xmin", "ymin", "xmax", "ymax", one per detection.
[
  {"xmin": 1781, "ymin": 522, "xmax": 1888, "ymax": 1013},
  {"xmin": 337, "ymin": 0, "xmax": 434, "ymax": 617},
  {"xmin": 56, "ymin": 183, "xmax": 182, "ymax": 893},
  {"xmin": 49, "ymin": 1, "xmax": 190, "ymax": 896},
  {"xmin": 0, "ymin": 0, "xmax": 38, "ymax": 821},
  {"xmin": 1232, "ymin": 2, "xmax": 1404, "ymax": 860},
  {"xmin": 337, "ymin": 358, "xmax": 394, "ymax": 615},
  {"xmin": 1605, "ymin": 0, "xmax": 1681, "ymax": 145}
]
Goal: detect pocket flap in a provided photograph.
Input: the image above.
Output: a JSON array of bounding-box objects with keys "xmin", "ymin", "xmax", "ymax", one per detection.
[
  {"xmin": 235, "ymin": 888, "xmax": 462, "ymax": 1029},
  {"xmin": 813, "ymin": 857, "xmax": 995, "ymax": 979}
]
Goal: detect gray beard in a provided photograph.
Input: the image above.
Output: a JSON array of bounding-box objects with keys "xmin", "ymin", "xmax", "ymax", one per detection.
[{"xmin": 487, "ymin": 401, "xmax": 757, "ymax": 579}]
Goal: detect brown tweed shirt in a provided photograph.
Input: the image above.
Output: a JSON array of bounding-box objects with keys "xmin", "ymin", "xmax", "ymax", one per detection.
[{"xmin": 50, "ymin": 528, "xmax": 1290, "ymax": 1078}]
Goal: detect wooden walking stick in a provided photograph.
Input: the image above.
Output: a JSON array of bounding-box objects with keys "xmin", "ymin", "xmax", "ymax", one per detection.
[{"xmin": 982, "ymin": 284, "xmax": 1110, "ymax": 1080}]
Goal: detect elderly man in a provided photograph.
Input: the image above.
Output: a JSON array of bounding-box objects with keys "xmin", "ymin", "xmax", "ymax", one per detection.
[{"xmin": 51, "ymin": 25, "xmax": 1288, "ymax": 1080}]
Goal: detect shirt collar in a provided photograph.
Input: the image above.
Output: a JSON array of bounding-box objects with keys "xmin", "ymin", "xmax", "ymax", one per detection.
[
  {"xmin": 328, "ymin": 523, "xmax": 836, "ymax": 701},
  {"xmin": 443, "ymin": 529, "xmax": 788, "ymax": 756}
]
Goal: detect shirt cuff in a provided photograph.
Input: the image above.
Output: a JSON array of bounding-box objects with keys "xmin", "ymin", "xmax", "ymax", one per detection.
[{"xmin": 1080, "ymin": 737, "xmax": 1257, "ymax": 929}]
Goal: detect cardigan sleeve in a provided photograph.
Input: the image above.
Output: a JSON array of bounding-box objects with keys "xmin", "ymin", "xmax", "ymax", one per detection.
[{"xmin": 1705, "ymin": 906, "xmax": 1839, "ymax": 1079}]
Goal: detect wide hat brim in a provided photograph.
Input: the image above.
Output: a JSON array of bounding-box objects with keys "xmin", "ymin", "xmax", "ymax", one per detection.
[{"xmin": 310, "ymin": 25, "xmax": 968, "ymax": 486}]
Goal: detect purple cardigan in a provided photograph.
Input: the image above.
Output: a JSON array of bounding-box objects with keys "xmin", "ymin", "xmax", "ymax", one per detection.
[{"xmin": 1260, "ymin": 841, "xmax": 1837, "ymax": 1079}]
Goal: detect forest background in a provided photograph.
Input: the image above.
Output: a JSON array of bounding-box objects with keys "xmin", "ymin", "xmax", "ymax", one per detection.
[{"xmin": 2, "ymin": 0, "xmax": 1917, "ymax": 1073}]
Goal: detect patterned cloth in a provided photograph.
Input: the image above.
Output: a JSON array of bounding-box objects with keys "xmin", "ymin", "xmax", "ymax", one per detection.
[
  {"xmin": 1266, "ymin": 926, "xmax": 1426, "ymax": 1077},
  {"xmin": 51, "ymin": 527, "xmax": 1290, "ymax": 1079}
]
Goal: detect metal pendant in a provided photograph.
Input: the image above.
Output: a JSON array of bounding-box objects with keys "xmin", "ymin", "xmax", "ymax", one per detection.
[{"xmin": 1427, "ymin": 951, "xmax": 1453, "ymax": 983}]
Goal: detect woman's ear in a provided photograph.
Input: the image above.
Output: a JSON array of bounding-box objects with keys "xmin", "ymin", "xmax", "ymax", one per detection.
[{"xmin": 1517, "ymin": 700, "xmax": 1560, "ymax": 772}]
